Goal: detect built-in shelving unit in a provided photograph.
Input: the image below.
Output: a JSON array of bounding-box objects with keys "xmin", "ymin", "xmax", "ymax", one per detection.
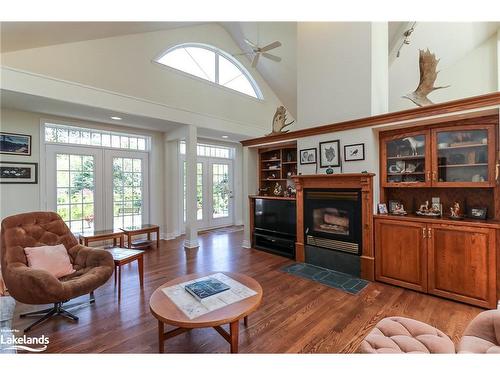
[{"xmin": 258, "ymin": 142, "xmax": 297, "ymax": 198}]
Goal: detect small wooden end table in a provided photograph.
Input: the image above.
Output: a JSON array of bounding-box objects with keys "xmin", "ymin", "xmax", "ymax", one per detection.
[
  {"xmin": 78, "ymin": 229, "xmax": 124, "ymax": 248},
  {"xmin": 107, "ymin": 248, "xmax": 145, "ymax": 301},
  {"xmin": 120, "ymin": 224, "xmax": 160, "ymax": 249},
  {"xmin": 149, "ymin": 272, "xmax": 263, "ymax": 353}
]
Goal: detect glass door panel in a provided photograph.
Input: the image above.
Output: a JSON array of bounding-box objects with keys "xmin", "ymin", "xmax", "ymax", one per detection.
[
  {"xmin": 212, "ymin": 163, "xmax": 230, "ymax": 219},
  {"xmin": 56, "ymin": 153, "xmax": 95, "ymax": 233},
  {"xmin": 112, "ymin": 157, "xmax": 144, "ymax": 230},
  {"xmin": 435, "ymin": 129, "xmax": 489, "ymax": 184},
  {"xmin": 384, "ymin": 133, "xmax": 428, "ymax": 186},
  {"xmin": 197, "ymin": 162, "xmax": 203, "ymax": 221}
]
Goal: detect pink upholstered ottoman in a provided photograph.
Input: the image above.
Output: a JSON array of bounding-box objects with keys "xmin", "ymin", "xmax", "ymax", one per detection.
[
  {"xmin": 359, "ymin": 316, "xmax": 455, "ymax": 354},
  {"xmin": 457, "ymin": 310, "xmax": 500, "ymax": 354}
]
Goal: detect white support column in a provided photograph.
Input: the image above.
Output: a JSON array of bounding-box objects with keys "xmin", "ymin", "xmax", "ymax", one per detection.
[
  {"xmin": 184, "ymin": 124, "xmax": 199, "ymax": 249},
  {"xmin": 242, "ymin": 146, "xmax": 258, "ymax": 248}
]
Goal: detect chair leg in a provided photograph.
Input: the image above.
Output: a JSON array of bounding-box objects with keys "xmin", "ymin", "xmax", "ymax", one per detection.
[
  {"xmin": 23, "ymin": 307, "xmax": 57, "ymax": 332},
  {"xmin": 20, "ymin": 306, "xmax": 54, "ymax": 318}
]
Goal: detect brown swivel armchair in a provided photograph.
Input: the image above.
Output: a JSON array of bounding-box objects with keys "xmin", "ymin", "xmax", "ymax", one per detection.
[{"xmin": 0, "ymin": 211, "xmax": 114, "ymax": 332}]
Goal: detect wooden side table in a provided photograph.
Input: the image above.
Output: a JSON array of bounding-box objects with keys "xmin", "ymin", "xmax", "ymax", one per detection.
[
  {"xmin": 78, "ymin": 229, "xmax": 124, "ymax": 248},
  {"xmin": 107, "ymin": 248, "xmax": 145, "ymax": 301},
  {"xmin": 120, "ymin": 224, "xmax": 160, "ymax": 249},
  {"xmin": 149, "ymin": 272, "xmax": 263, "ymax": 353}
]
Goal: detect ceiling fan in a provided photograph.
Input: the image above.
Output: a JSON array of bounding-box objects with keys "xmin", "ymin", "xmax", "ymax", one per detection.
[{"xmin": 236, "ymin": 39, "xmax": 282, "ymax": 68}]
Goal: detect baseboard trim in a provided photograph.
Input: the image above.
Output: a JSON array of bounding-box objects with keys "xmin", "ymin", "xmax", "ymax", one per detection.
[
  {"xmin": 184, "ymin": 239, "xmax": 199, "ymax": 249},
  {"xmin": 242, "ymin": 239, "xmax": 251, "ymax": 249},
  {"xmin": 165, "ymin": 231, "xmax": 181, "ymax": 240}
]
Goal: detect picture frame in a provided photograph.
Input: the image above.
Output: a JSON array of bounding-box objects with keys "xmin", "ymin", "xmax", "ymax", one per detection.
[
  {"xmin": 0, "ymin": 132, "xmax": 32, "ymax": 156},
  {"xmin": 299, "ymin": 148, "xmax": 317, "ymax": 165},
  {"xmin": 468, "ymin": 207, "xmax": 487, "ymax": 220},
  {"xmin": 319, "ymin": 140, "xmax": 340, "ymax": 168},
  {"xmin": 344, "ymin": 143, "xmax": 365, "ymax": 161},
  {"xmin": 0, "ymin": 161, "xmax": 38, "ymax": 184},
  {"xmin": 377, "ymin": 203, "xmax": 388, "ymax": 215}
]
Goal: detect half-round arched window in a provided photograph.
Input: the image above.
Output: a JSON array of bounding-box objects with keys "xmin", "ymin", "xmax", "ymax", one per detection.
[{"xmin": 155, "ymin": 43, "xmax": 263, "ymax": 99}]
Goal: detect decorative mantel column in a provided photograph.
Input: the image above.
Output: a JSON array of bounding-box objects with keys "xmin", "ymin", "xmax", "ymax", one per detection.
[{"xmin": 292, "ymin": 173, "xmax": 375, "ymax": 281}]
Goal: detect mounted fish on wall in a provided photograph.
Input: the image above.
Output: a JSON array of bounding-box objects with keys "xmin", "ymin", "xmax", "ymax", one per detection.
[
  {"xmin": 403, "ymin": 49, "xmax": 450, "ymax": 107},
  {"xmin": 267, "ymin": 106, "xmax": 294, "ymax": 135}
]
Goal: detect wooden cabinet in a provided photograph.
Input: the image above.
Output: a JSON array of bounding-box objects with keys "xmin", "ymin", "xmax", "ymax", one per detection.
[
  {"xmin": 375, "ymin": 219, "xmax": 427, "ymax": 292},
  {"xmin": 428, "ymin": 224, "xmax": 496, "ymax": 308},
  {"xmin": 374, "ymin": 216, "xmax": 498, "ymax": 308},
  {"xmin": 380, "ymin": 122, "xmax": 497, "ymax": 188}
]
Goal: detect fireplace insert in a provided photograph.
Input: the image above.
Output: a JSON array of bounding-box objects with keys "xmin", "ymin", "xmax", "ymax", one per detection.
[{"xmin": 304, "ymin": 189, "xmax": 362, "ymax": 255}]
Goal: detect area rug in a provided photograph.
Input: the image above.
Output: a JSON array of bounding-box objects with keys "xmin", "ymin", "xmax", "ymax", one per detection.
[{"xmin": 281, "ymin": 263, "xmax": 369, "ymax": 295}]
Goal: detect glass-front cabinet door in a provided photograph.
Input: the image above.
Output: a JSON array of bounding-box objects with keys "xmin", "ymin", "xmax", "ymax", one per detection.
[
  {"xmin": 431, "ymin": 125, "xmax": 495, "ymax": 187},
  {"xmin": 382, "ymin": 131, "xmax": 430, "ymax": 187}
]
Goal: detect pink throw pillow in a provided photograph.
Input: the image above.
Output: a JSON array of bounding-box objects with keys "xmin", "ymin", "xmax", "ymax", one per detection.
[{"xmin": 24, "ymin": 244, "xmax": 75, "ymax": 278}]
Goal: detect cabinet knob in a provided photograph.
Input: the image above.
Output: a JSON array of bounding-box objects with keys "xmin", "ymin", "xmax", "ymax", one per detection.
[
  {"xmin": 422, "ymin": 227, "xmax": 427, "ymax": 239},
  {"xmin": 428, "ymin": 228, "xmax": 432, "ymax": 239}
]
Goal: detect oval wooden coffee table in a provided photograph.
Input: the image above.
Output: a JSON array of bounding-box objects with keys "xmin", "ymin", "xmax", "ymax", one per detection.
[{"xmin": 150, "ymin": 272, "xmax": 263, "ymax": 353}]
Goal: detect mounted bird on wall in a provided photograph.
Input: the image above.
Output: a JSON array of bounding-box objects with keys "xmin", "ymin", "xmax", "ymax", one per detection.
[{"xmin": 403, "ymin": 49, "xmax": 450, "ymax": 107}]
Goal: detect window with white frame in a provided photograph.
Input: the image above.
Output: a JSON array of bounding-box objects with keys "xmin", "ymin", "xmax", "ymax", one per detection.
[
  {"xmin": 44, "ymin": 123, "xmax": 148, "ymax": 151},
  {"xmin": 179, "ymin": 141, "xmax": 232, "ymax": 159},
  {"xmin": 155, "ymin": 43, "xmax": 263, "ymax": 99}
]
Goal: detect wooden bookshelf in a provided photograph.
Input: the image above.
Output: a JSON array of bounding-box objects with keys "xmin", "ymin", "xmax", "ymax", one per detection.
[{"xmin": 258, "ymin": 142, "xmax": 297, "ymax": 198}]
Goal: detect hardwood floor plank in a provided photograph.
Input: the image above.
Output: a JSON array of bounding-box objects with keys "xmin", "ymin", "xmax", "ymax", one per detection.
[{"xmin": 11, "ymin": 228, "xmax": 484, "ymax": 353}]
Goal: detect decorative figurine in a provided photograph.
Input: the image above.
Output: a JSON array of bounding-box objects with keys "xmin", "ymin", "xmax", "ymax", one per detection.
[
  {"xmin": 416, "ymin": 200, "xmax": 441, "ymax": 217},
  {"xmin": 273, "ymin": 182, "xmax": 283, "ymax": 196},
  {"xmin": 450, "ymin": 201, "xmax": 462, "ymax": 219}
]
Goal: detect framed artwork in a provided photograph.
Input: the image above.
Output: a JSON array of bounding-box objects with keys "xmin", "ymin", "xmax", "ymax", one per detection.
[
  {"xmin": 319, "ymin": 140, "xmax": 340, "ymax": 168},
  {"xmin": 344, "ymin": 143, "xmax": 365, "ymax": 161},
  {"xmin": 299, "ymin": 148, "xmax": 317, "ymax": 165},
  {"xmin": 377, "ymin": 203, "xmax": 388, "ymax": 215},
  {"xmin": 468, "ymin": 207, "xmax": 487, "ymax": 220},
  {"xmin": 0, "ymin": 162, "xmax": 38, "ymax": 184},
  {"xmin": 0, "ymin": 132, "xmax": 32, "ymax": 156}
]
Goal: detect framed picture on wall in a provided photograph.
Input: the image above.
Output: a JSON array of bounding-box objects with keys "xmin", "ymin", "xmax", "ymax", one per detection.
[
  {"xmin": 344, "ymin": 143, "xmax": 365, "ymax": 161},
  {"xmin": 0, "ymin": 161, "xmax": 38, "ymax": 184},
  {"xmin": 0, "ymin": 132, "xmax": 32, "ymax": 156},
  {"xmin": 299, "ymin": 148, "xmax": 317, "ymax": 165},
  {"xmin": 319, "ymin": 140, "xmax": 340, "ymax": 168}
]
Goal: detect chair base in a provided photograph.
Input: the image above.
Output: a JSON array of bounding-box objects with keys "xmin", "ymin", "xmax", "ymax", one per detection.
[{"xmin": 20, "ymin": 292, "xmax": 95, "ymax": 332}]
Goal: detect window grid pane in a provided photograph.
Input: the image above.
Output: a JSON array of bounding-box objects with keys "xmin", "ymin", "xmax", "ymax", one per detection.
[
  {"xmin": 113, "ymin": 157, "xmax": 143, "ymax": 230},
  {"xmin": 44, "ymin": 124, "xmax": 149, "ymax": 151},
  {"xmin": 179, "ymin": 141, "xmax": 232, "ymax": 159}
]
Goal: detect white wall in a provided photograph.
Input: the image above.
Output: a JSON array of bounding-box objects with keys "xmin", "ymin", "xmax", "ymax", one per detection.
[
  {"xmin": 0, "ymin": 108, "xmax": 167, "ymax": 236},
  {"xmin": 1, "ymin": 24, "xmax": 285, "ymax": 136},
  {"xmin": 0, "ymin": 108, "xmax": 41, "ymax": 217},
  {"xmin": 390, "ymin": 32, "xmax": 499, "ymax": 112}
]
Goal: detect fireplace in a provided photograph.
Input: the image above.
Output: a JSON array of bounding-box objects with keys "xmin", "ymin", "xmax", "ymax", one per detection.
[{"xmin": 304, "ymin": 189, "xmax": 362, "ymax": 255}]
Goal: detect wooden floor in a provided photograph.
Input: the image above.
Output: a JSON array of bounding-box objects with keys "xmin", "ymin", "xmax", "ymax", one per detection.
[{"xmin": 13, "ymin": 228, "xmax": 483, "ymax": 353}]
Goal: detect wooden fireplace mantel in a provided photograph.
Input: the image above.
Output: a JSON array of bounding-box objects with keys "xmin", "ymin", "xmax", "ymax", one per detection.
[{"xmin": 292, "ymin": 173, "xmax": 375, "ymax": 281}]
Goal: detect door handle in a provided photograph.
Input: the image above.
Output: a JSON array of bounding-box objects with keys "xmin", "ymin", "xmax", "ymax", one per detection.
[
  {"xmin": 427, "ymin": 228, "xmax": 432, "ymax": 239},
  {"xmin": 422, "ymin": 227, "xmax": 426, "ymax": 239}
]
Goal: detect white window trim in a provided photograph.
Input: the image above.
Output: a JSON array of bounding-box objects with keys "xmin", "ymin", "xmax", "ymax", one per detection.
[{"xmin": 152, "ymin": 42, "xmax": 264, "ymax": 101}]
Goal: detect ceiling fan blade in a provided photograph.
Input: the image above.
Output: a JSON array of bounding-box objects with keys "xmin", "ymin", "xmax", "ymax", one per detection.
[
  {"xmin": 262, "ymin": 52, "xmax": 281, "ymax": 62},
  {"xmin": 233, "ymin": 51, "xmax": 253, "ymax": 56},
  {"xmin": 252, "ymin": 53, "xmax": 260, "ymax": 68},
  {"xmin": 244, "ymin": 38, "xmax": 258, "ymax": 48},
  {"xmin": 260, "ymin": 41, "xmax": 281, "ymax": 52}
]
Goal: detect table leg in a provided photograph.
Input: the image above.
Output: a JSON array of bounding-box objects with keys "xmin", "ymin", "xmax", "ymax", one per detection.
[
  {"xmin": 147, "ymin": 232, "xmax": 151, "ymax": 241},
  {"xmin": 113, "ymin": 238, "xmax": 117, "ymax": 247},
  {"xmin": 156, "ymin": 229, "xmax": 160, "ymax": 248},
  {"xmin": 127, "ymin": 234, "xmax": 132, "ymax": 249},
  {"xmin": 244, "ymin": 316, "xmax": 248, "ymax": 326},
  {"xmin": 158, "ymin": 320, "xmax": 164, "ymax": 353},
  {"xmin": 118, "ymin": 265, "xmax": 122, "ymax": 301},
  {"xmin": 114, "ymin": 266, "xmax": 117, "ymax": 285},
  {"xmin": 138, "ymin": 256, "xmax": 144, "ymax": 288},
  {"xmin": 229, "ymin": 320, "xmax": 239, "ymax": 353},
  {"xmin": 119, "ymin": 235, "xmax": 124, "ymax": 248},
  {"xmin": 85, "ymin": 239, "xmax": 89, "ymax": 247}
]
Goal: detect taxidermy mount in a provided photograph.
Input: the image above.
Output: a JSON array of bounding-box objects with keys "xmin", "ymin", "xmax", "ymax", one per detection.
[
  {"xmin": 403, "ymin": 49, "xmax": 450, "ymax": 107},
  {"xmin": 268, "ymin": 106, "xmax": 294, "ymax": 135}
]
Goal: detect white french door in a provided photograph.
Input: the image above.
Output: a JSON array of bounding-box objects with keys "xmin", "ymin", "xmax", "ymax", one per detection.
[
  {"xmin": 182, "ymin": 157, "xmax": 233, "ymax": 230},
  {"xmin": 46, "ymin": 145, "xmax": 148, "ymax": 233}
]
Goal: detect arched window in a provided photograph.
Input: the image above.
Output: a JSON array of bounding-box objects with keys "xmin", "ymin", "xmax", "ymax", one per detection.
[{"xmin": 155, "ymin": 43, "xmax": 263, "ymax": 99}]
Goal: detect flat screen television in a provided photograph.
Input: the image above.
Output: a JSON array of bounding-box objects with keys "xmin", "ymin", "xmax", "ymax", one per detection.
[{"xmin": 254, "ymin": 199, "xmax": 296, "ymax": 236}]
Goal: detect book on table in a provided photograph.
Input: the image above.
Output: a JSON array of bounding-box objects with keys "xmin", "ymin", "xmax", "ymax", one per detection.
[{"xmin": 184, "ymin": 278, "xmax": 230, "ymax": 301}]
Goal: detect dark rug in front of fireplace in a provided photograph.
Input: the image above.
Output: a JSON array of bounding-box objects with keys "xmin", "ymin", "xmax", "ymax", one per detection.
[{"xmin": 281, "ymin": 263, "xmax": 369, "ymax": 295}]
